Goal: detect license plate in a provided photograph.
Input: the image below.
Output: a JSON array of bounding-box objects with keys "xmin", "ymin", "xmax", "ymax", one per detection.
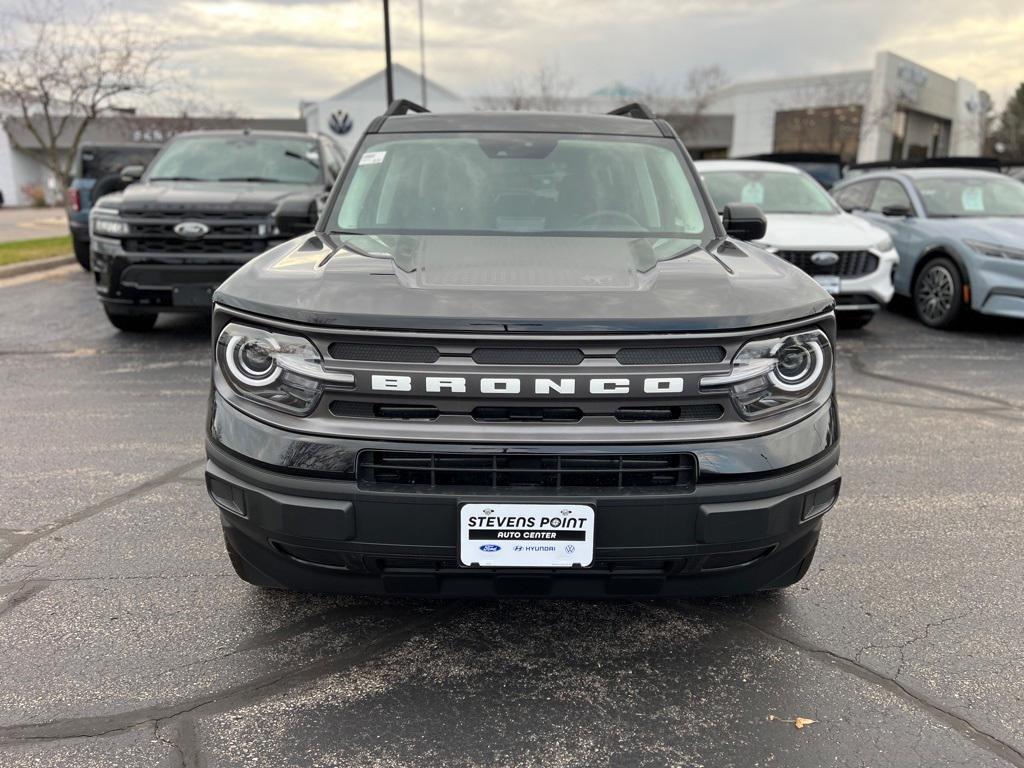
[
  {"xmin": 172, "ymin": 284, "xmax": 215, "ymax": 307},
  {"xmin": 814, "ymin": 275, "xmax": 841, "ymax": 295},
  {"xmin": 459, "ymin": 503, "xmax": 594, "ymax": 568}
]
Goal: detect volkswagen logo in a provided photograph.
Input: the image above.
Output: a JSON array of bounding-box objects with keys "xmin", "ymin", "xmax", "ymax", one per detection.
[
  {"xmin": 328, "ymin": 109, "xmax": 354, "ymax": 135},
  {"xmin": 810, "ymin": 251, "xmax": 840, "ymax": 267},
  {"xmin": 173, "ymin": 221, "xmax": 210, "ymax": 239}
]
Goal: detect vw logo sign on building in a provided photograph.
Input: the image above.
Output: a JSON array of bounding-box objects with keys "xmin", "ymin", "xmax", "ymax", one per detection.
[
  {"xmin": 173, "ymin": 221, "xmax": 210, "ymax": 239},
  {"xmin": 328, "ymin": 109, "xmax": 354, "ymax": 136},
  {"xmin": 810, "ymin": 251, "xmax": 841, "ymax": 267}
]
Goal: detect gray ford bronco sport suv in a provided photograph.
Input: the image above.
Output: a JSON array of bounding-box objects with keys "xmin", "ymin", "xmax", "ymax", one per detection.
[{"xmin": 205, "ymin": 101, "xmax": 841, "ymax": 597}]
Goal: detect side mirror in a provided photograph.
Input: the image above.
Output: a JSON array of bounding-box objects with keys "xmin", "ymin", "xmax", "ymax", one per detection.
[
  {"xmin": 881, "ymin": 203, "xmax": 912, "ymax": 217},
  {"xmin": 120, "ymin": 165, "xmax": 144, "ymax": 183},
  {"xmin": 722, "ymin": 203, "xmax": 767, "ymax": 241}
]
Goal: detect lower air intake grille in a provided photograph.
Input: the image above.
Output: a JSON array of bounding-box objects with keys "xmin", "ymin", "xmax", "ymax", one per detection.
[{"xmin": 357, "ymin": 451, "xmax": 697, "ymax": 493}]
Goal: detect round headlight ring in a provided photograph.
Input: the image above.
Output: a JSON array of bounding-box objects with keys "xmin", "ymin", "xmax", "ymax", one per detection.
[
  {"xmin": 769, "ymin": 339, "xmax": 824, "ymax": 392},
  {"xmin": 225, "ymin": 334, "xmax": 282, "ymax": 387}
]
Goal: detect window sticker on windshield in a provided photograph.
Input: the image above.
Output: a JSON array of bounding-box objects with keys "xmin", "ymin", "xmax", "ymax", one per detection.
[
  {"xmin": 741, "ymin": 182, "xmax": 765, "ymax": 205},
  {"xmin": 359, "ymin": 151, "xmax": 387, "ymax": 166},
  {"xmin": 961, "ymin": 186, "xmax": 985, "ymax": 212}
]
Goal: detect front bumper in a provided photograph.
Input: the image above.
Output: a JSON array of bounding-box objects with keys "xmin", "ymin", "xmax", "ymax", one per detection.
[
  {"xmin": 832, "ymin": 247, "xmax": 898, "ymax": 313},
  {"xmin": 206, "ymin": 393, "xmax": 841, "ymax": 597},
  {"xmin": 91, "ymin": 237, "xmax": 255, "ymax": 312}
]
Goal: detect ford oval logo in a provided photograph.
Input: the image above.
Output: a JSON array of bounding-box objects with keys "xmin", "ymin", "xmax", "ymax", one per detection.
[
  {"xmin": 173, "ymin": 221, "xmax": 210, "ymax": 239},
  {"xmin": 480, "ymin": 544, "xmax": 501, "ymax": 552},
  {"xmin": 810, "ymin": 251, "xmax": 840, "ymax": 266}
]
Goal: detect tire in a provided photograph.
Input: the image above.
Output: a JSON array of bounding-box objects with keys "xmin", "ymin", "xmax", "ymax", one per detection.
[
  {"xmin": 103, "ymin": 306, "xmax": 158, "ymax": 333},
  {"xmin": 913, "ymin": 256, "xmax": 966, "ymax": 329},
  {"xmin": 837, "ymin": 311, "xmax": 875, "ymax": 330},
  {"xmin": 73, "ymin": 239, "xmax": 91, "ymax": 270},
  {"xmin": 223, "ymin": 532, "xmax": 281, "ymax": 589}
]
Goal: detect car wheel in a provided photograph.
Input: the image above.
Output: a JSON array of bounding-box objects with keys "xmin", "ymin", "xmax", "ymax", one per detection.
[
  {"xmin": 837, "ymin": 311, "xmax": 875, "ymax": 330},
  {"xmin": 73, "ymin": 240, "xmax": 91, "ymax": 270},
  {"xmin": 913, "ymin": 257, "xmax": 966, "ymax": 329},
  {"xmin": 103, "ymin": 306, "xmax": 158, "ymax": 332}
]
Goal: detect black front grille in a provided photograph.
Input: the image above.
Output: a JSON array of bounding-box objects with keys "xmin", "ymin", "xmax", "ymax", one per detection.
[
  {"xmin": 329, "ymin": 342, "xmax": 440, "ymax": 363},
  {"xmin": 357, "ymin": 451, "xmax": 697, "ymax": 493},
  {"xmin": 616, "ymin": 346, "xmax": 725, "ymax": 365},
  {"xmin": 472, "ymin": 348, "xmax": 585, "ymax": 366},
  {"xmin": 774, "ymin": 250, "xmax": 879, "ymax": 277},
  {"xmin": 123, "ymin": 209, "xmax": 270, "ymax": 220},
  {"xmin": 119, "ymin": 265, "xmax": 238, "ymax": 287},
  {"xmin": 615, "ymin": 404, "xmax": 724, "ymax": 422},
  {"xmin": 124, "ymin": 238, "xmax": 267, "ymax": 255}
]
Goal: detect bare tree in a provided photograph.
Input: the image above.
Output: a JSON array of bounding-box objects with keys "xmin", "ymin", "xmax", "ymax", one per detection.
[
  {"xmin": 481, "ymin": 62, "xmax": 577, "ymax": 111},
  {"xmin": 0, "ymin": 0, "xmax": 168, "ymax": 187}
]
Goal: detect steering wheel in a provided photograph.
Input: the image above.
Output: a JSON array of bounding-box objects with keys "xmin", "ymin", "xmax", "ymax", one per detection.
[{"xmin": 576, "ymin": 210, "xmax": 644, "ymax": 229}]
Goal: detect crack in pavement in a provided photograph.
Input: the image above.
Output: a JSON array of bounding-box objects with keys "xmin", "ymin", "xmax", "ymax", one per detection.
[
  {"xmin": 0, "ymin": 600, "xmax": 465, "ymax": 744},
  {"xmin": 855, "ymin": 613, "xmax": 972, "ymax": 681},
  {"xmin": 838, "ymin": 390, "xmax": 1024, "ymax": 421},
  {"xmin": 677, "ymin": 603, "xmax": 1024, "ymax": 767},
  {"xmin": 0, "ymin": 457, "xmax": 206, "ymax": 567},
  {"xmin": 0, "ymin": 580, "xmax": 49, "ymax": 620},
  {"xmin": 846, "ymin": 352, "xmax": 1022, "ymax": 412}
]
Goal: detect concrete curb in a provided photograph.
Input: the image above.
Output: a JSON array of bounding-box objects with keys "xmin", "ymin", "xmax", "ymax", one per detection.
[{"xmin": 0, "ymin": 254, "xmax": 76, "ymax": 280}]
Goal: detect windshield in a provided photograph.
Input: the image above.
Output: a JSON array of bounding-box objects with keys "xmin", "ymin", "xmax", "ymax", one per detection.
[
  {"xmin": 914, "ymin": 175, "xmax": 1024, "ymax": 218},
  {"xmin": 332, "ymin": 133, "xmax": 711, "ymax": 239},
  {"xmin": 146, "ymin": 135, "xmax": 322, "ymax": 184},
  {"xmin": 701, "ymin": 170, "xmax": 838, "ymax": 215}
]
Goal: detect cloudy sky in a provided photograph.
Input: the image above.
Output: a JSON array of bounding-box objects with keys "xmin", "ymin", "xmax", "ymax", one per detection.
[{"xmin": 8, "ymin": 0, "xmax": 1024, "ymax": 115}]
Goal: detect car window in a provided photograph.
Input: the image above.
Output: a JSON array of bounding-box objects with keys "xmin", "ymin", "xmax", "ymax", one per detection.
[
  {"xmin": 78, "ymin": 146, "xmax": 160, "ymax": 180},
  {"xmin": 869, "ymin": 179, "xmax": 913, "ymax": 213},
  {"xmin": 334, "ymin": 133, "xmax": 711, "ymax": 238},
  {"xmin": 833, "ymin": 181, "xmax": 875, "ymax": 211},
  {"xmin": 913, "ymin": 175, "xmax": 1024, "ymax": 217},
  {"xmin": 146, "ymin": 136, "xmax": 323, "ymax": 184},
  {"xmin": 701, "ymin": 170, "xmax": 837, "ymax": 214}
]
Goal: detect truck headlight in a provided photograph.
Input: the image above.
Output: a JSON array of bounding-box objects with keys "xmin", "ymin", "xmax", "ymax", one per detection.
[
  {"xmin": 216, "ymin": 323, "xmax": 353, "ymax": 415},
  {"xmin": 700, "ymin": 329, "xmax": 832, "ymax": 419},
  {"xmin": 92, "ymin": 216, "xmax": 129, "ymax": 237}
]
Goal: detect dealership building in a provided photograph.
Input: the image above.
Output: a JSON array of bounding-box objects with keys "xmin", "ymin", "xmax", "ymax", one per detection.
[{"xmin": 0, "ymin": 52, "xmax": 985, "ymax": 207}]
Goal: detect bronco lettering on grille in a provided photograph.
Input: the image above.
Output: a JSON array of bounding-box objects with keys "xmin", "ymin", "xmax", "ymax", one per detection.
[{"xmin": 369, "ymin": 375, "xmax": 685, "ymax": 396}]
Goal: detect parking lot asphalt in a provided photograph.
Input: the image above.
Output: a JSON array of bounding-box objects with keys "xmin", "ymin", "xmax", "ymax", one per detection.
[{"xmin": 0, "ymin": 266, "xmax": 1022, "ymax": 768}]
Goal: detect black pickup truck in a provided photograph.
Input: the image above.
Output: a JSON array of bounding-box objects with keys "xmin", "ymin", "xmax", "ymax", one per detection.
[
  {"xmin": 88, "ymin": 130, "xmax": 346, "ymax": 331},
  {"xmin": 205, "ymin": 102, "xmax": 840, "ymax": 598}
]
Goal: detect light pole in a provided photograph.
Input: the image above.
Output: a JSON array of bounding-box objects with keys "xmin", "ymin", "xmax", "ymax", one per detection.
[
  {"xmin": 383, "ymin": 0, "xmax": 394, "ymax": 106},
  {"xmin": 418, "ymin": 0, "xmax": 427, "ymax": 107}
]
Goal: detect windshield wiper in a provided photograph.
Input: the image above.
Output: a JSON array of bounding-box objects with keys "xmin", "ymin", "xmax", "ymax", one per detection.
[
  {"xmin": 217, "ymin": 176, "xmax": 283, "ymax": 183},
  {"xmin": 284, "ymin": 150, "xmax": 320, "ymax": 169},
  {"xmin": 150, "ymin": 176, "xmax": 207, "ymax": 181}
]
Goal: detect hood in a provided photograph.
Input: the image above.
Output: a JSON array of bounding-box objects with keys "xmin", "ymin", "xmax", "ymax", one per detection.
[
  {"xmin": 926, "ymin": 217, "xmax": 1024, "ymax": 246},
  {"xmin": 214, "ymin": 233, "xmax": 833, "ymax": 333},
  {"xmin": 756, "ymin": 212, "xmax": 884, "ymax": 250},
  {"xmin": 100, "ymin": 180, "xmax": 321, "ymax": 215}
]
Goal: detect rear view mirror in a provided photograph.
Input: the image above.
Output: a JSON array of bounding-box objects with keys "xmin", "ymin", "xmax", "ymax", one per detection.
[
  {"xmin": 722, "ymin": 203, "xmax": 767, "ymax": 241},
  {"xmin": 881, "ymin": 204, "xmax": 912, "ymax": 217},
  {"xmin": 120, "ymin": 165, "xmax": 144, "ymax": 183}
]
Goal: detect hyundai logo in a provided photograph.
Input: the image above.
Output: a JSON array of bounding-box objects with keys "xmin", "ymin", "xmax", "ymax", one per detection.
[
  {"xmin": 479, "ymin": 544, "xmax": 501, "ymax": 552},
  {"xmin": 810, "ymin": 251, "xmax": 840, "ymax": 266},
  {"xmin": 173, "ymin": 221, "xmax": 210, "ymax": 239}
]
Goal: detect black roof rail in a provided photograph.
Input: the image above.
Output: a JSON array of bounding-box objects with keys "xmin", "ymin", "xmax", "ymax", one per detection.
[
  {"xmin": 384, "ymin": 99, "xmax": 430, "ymax": 117},
  {"xmin": 607, "ymin": 102, "xmax": 656, "ymax": 120}
]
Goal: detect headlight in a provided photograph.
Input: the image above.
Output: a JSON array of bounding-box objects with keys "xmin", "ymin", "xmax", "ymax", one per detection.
[
  {"xmin": 91, "ymin": 216, "xmax": 129, "ymax": 237},
  {"xmin": 873, "ymin": 235, "xmax": 893, "ymax": 252},
  {"xmin": 700, "ymin": 329, "xmax": 832, "ymax": 420},
  {"xmin": 965, "ymin": 240, "xmax": 1024, "ymax": 261},
  {"xmin": 216, "ymin": 323, "xmax": 353, "ymax": 415}
]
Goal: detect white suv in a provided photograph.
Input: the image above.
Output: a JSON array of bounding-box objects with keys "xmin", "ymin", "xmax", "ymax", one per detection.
[{"xmin": 696, "ymin": 159, "xmax": 898, "ymax": 328}]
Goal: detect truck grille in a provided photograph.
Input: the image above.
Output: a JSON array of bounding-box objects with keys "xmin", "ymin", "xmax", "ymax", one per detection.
[
  {"xmin": 357, "ymin": 451, "xmax": 697, "ymax": 493},
  {"xmin": 119, "ymin": 210, "xmax": 272, "ymax": 255},
  {"xmin": 774, "ymin": 250, "xmax": 879, "ymax": 277}
]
